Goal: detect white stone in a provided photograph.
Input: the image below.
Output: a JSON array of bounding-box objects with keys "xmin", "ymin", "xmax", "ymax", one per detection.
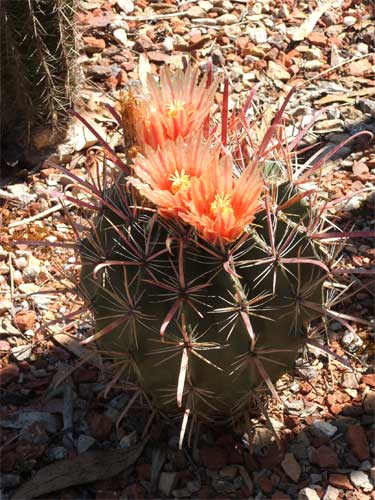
[
  {"xmin": 343, "ymin": 15, "xmax": 357, "ymax": 26},
  {"xmin": 0, "ymin": 262, "xmax": 9, "ymax": 275},
  {"xmin": 310, "ymin": 420, "xmax": 337, "ymax": 438},
  {"xmin": 303, "ymin": 60, "xmax": 324, "ymax": 71},
  {"xmin": 356, "ymin": 43, "xmax": 369, "ymax": 54},
  {"xmin": 323, "ymin": 485, "xmax": 340, "ymax": 500},
  {"xmin": 342, "ymin": 196, "xmax": 362, "ymax": 212},
  {"xmin": 12, "ymin": 344, "xmax": 33, "ymax": 361},
  {"xmin": 18, "ymin": 283, "xmax": 39, "ymax": 295},
  {"xmin": 0, "ymin": 299, "xmax": 12, "ymax": 314},
  {"xmin": 23, "ymin": 255, "xmax": 41, "ymax": 281},
  {"xmin": 217, "ymin": 13, "xmax": 238, "ymax": 25},
  {"xmin": 342, "ymin": 372, "xmax": 360, "ymax": 389},
  {"xmin": 113, "ymin": 28, "xmax": 127, "ymax": 46},
  {"xmin": 248, "ymin": 27, "xmax": 268, "ymax": 44},
  {"xmin": 186, "ymin": 6, "xmax": 206, "ymax": 18},
  {"xmin": 6, "ymin": 184, "xmax": 36, "ymax": 204},
  {"xmin": 119, "ymin": 431, "xmax": 137, "ymax": 448},
  {"xmin": 198, "ymin": 0, "xmax": 213, "ymax": 11},
  {"xmin": 161, "ymin": 36, "xmax": 174, "ymax": 52},
  {"xmin": 298, "ymin": 487, "xmax": 320, "ymax": 500},
  {"xmin": 267, "ymin": 61, "xmax": 290, "ymax": 81},
  {"xmin": 117, "ymin": 0, "xmax": 134, "ymax": 14},
  {"xmin": 350, "ymin": 470, "xmax": 374, "ymax": 492}
]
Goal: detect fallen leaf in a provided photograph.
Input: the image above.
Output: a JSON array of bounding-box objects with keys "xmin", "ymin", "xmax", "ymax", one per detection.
[
  {"xmin": 293, "ymin": 0, "xmax": 336, "ymax": 41},
  {"xmin": 53, "ymin": 332, "xmax": 102, "ymax": 368},
  {"xmin": 314, "ymin": 86, "xmax": 375, "ymax": 105},
  {"xmin": 12, "ymin": 440, "xmax": 147, "ymax": 500},
  {"xmin": 138, "ymin": 52, "xmax": 151, "ymax": 89}
]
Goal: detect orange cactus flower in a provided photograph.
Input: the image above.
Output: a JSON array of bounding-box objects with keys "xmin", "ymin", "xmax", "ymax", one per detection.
[
  {"xmin": 130, "ymin": 132, "xmax": 263, "ymax": 244},
  {"xmin": 121, "ymin": 65, "xmax": 218, "ymax": 152},
  {"xmin": 128, "ymin": 133, "xmax": 220, "ymax": 218},
  {"xmin": 180, "ymin": 157, "xmax": 263, "ymax": 245}
]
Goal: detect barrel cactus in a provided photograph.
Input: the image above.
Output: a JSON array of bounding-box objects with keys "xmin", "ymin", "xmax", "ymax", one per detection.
[{"xmin": 63, "ymin": 64, "xmax": 369, "ymax": 447}]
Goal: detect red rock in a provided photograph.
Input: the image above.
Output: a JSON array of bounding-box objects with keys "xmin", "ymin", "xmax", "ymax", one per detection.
[
  {"xmin": 0, "ymin": 363, "xmax": 20, "ymax": 386},
  {"xmin": 362, "ymin": 374, "xmax": 375, "ymax": 388},
  {"xmin": 347, "ymin": 59, "xmax": 372, "ymax": 77},
  {"xmin": 259, "ymin": 477, "xmax": 273, "ymax": 493},
  {"xmin": 258, "ymin": 444, "xmax": 285, "ymax": 469},
  {"xmin": 87, "ymin": 413, "xmax": 112, "ymax": 441},
  {"xmin": 190, "ymin": 32, "xmax": 204, "ymax": 45},
  {"xmin": 328, "ymin": 36, "xmax": 344, "ymax": 47},
  {"xmin": 0, "ymin": 340, "xmax": 10, "ymax": 352},
  {"xmin": 352, "ymin": 162, "xmax": 369, "ymax": 176},
  {"xmin": 105, "ymin": 75, "xmax": 118, "ymax": 90},
  {"xmin": 236, "ymin": 36, "xmax": 249, "ymax": 50},
  {"xmin": 328, "ymin": 474, "xmax": 354, "ymax": 490},
  {"xmin": 345, "ymin": 425, "xmax": 370, "ymax": 461},
  {"xmin": 307, "ymin": 31, "xmax": 327, "ymax": 46},
  {"xmin": 300, "ymin": 382, "xmax": 312, "ymax": 395},
  {"xmin": 116, "ymin": 69, "xmax": 128, "ymax": 86},
  {"xmin": 200, "ymin": 445, "xmax": 228, "ymax": 469},
  {"xmin": 330, "ymin": 403, "xmax": 343, "ymax": 415},
  {"xmin": 1, "ymin": 451, "xmax": 17, "ymax": 472},
  {"xmin": 147, "ymin": 52, "xmax": 170, "ymax": 64},
  {"xmin": 40, "ymin": 167, "xmax": 59, "ymax": 179},
  {"xmin": 364, "ymin": 391, "xmax": 375, "ymax": 414},
  {"xmin": 133, "ymin": 35, "xmax": 153, "ymax": 52},
  {"xmin": 136, "ymin": 463, "xmax": 150, "ymax": 481},
  {"xmin": 13, "ymin": 310, "xmax": 36, "ymax": 331},
  {"xmin": 16, "ymin": 443, "xmax": 47, "ymax": 459},
  {"xmin": 284, "ymin": 415, "xmax": 300, "ymax": 429},
  {"xmin": 81, "ymin": 9, "xmax": 114, "ymax": 28},
  {"xmin": 311, "ymin": 445, "xmax": 339, "ymax": 468},
  {"xmin": 83, "ymin": 36, "xmax": 106, "ymax": 53},
  {"xmin": 73, "ymin": 368, "xmax": 98, "ymax": 383}
]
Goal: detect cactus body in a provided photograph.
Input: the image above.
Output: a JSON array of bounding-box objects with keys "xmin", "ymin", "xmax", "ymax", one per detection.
[{"xmin": 79, "ymin": 178, "xmax": 325, "ymax": 423}]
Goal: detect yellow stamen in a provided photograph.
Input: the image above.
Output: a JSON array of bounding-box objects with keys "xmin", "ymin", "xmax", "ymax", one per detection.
[
  {"xmin": 170, "ymin": 169, "xmax": 191, "ymax": 194},
  {"xmin": 166, "ymin": 101, "xmax": 185, "ymax": 118},
  {"xmin": 210, "ymin": 193, "xmax": 234, "ymax": 216}
]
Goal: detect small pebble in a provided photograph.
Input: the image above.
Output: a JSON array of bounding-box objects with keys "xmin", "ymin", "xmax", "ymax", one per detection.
[
  {"xmin": 343, "ymin": 16, "xmax": 357, "ymax": 26},
  {"xmin": 349, "ymin": 470, "xmax": 373, "ymax": 492},
  {"xmin": 1, "ymin": 474, "xmax": 20, "ymax": 489},
  {"xmin": 77, "ymin": 434, "xmax": 96, "ymax": 454},
  {"xmin": 298, "ymin": 486, "xmax": 320, "ymax": 500},
  {"xmin": 310, "ymin": 420, "xmax": 337, "ymax": 438}
]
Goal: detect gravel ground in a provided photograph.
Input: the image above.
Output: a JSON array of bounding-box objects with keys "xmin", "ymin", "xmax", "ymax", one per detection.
[{"xmin": 1, "ymin": 0, "xmax": 374, "ymax": 499}]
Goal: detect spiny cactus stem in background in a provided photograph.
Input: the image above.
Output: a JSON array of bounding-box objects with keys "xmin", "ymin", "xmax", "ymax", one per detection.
[
  {"xmin": 1, "ymin": 0, "xmax": 77, "ymax": 168},
  {"xmin": 17, "ymin": 62, "xmax": 373, "ymax": 448}
]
